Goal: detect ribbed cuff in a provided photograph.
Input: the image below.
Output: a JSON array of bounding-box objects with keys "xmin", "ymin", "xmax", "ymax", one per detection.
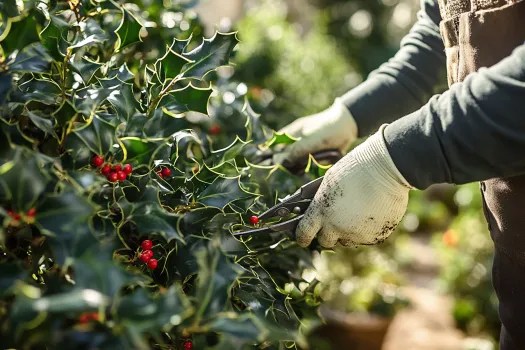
[{"xmin": 354, "ymin": 124, "xmax": 415, "ymax": 192}]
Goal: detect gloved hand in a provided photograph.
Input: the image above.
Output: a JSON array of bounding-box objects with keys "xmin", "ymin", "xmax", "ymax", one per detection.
[
  {"xmin": 295, "ymin": 125, "xmax": 414, "ymax": 248},
  {"xmin": 275, "ymin": 98, "xmax": 358, "ymax": 165}
]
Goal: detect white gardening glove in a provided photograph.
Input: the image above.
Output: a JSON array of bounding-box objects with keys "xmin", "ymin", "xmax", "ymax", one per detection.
[
  {"xmin": 295, "ymin": 124, "xmax": 414, "ymax": 248},
  {"xmin": 274, "ymin": 98, "xmax": 358, "ymax": 165}
]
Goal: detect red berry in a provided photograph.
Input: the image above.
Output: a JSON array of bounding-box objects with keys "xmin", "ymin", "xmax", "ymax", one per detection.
[
  {"xmin": 123, "ymin": 164, "xmax": 132, "ymax": 175},
  {"xmin": 249, "ymin": 216, "xmax": 259, "ymax": 225},
  {"xmin": 183, "ymin": 340, "xmax": 193, "ymax": 350},
  {"xmin": 79, "ymin": 314, "xmax": 90, "ymax": 324},
  {"xmin": 209, "ymin": 124, "xmax": 221, "ymax": 135},
  {"xmin": 27, "ymin": 208, "xmax": 36, "ymax": 217},
  {"xmin": 147, "ymin": 258, "xmax": 158, "ymax": 270},
  {"xmin": 140, "ymin": 250, "xmax": 153, "ymax": 262},
  {"xmin": 89, "ymin": 312, "xmax": 99, "ymax": 321},
  {"xmin": 117, "ymin": 171, "xmax": 127, "ymax": 181},
  {"xmin": 101, "ymin": 164, "xmax": 111, "ymax": 176},
  {"xmin": 93, "ymin": 155, "xmax": 104, "ymax": 167},
  {"xmin": 8, "ymin": 210, "xmax": 21, "ymax": 221},
  {"xmin": 113, "ymin": 165, "xmax": 122, "ymax": 172},
  {"xmin": 108, "ymin": 172, "xmax": 118, "ymax": 182},
  {"xmin": 141, "ymin": 240, "xmax": 153, "ymax": 250},
  {"xmin": 156, "ymin": 171, "xmax": 163, "ymax": 179},
  {"xmin": 161, "ymin": 168, "xmax": 171, "ymax": 177}
]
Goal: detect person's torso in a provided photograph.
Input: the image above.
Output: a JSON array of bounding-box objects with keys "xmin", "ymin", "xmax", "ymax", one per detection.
[{"xmin": 436, "ymin": 0, "xmax": 525, "ymax": 86}]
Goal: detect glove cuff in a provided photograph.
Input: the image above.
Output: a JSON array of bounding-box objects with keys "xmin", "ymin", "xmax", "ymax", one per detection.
[
  {"xmin": 332, "ymin": 98, "xmax": 358, "ymax": 142},
  {"xmin": 354, "ymin": 124, "xmax": 415, "ymax": 191}
]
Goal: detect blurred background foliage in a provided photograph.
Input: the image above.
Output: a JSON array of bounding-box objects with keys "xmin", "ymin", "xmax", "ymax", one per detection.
[{"xmin": 197, "ymin": 0, "xmax": 499, "ymax": 347}]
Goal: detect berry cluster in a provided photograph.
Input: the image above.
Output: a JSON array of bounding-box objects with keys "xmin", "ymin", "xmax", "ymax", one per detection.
[
  {"xmin": 6, "ymin": 208, "xmax": 36, "ymax": 225},
  {"xmin": 156, "ymin": 167, "xmax": 171, "ymax": 179},
  {"xmin": 79, "ymin": 312, "xmax": 99, "ymax": 324},
  {"xmin": 139, "ymin": 240, "xmax": 158, "ymax": 270},
  {"xmin": 93, "ymin": 155, "xmax": 132, "ymax": 183},
  {"xmin": 183, "ymin": 340, "xmax": 193, "ymax": 350}
]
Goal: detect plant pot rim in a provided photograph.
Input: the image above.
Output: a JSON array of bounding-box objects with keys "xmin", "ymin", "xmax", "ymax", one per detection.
[{"xmin": 319, "ymin": 305, "xmax": 393, "ymax": 330}]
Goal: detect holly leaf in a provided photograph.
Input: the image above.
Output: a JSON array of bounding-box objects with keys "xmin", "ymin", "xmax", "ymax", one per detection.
[
  {"xmin": 67, "ymin": 115, "xmax": 117, "ymax": 158},
  {"xmin": 74, "ymin": 255, "xmax": 141, "ymax": 298},
  {"xmin": 193, "ymin": 243, "xmax": 243, "ymax": 319},
  {"xmin": 156, "ymin": 47, "xmax": 192, "ymax": 80},
  {"xmin": 9, "ymin": 43, "xmax": 53, "ymax": 73},
  {"xmin": 26, "ymin": 110, "xmax": 56, "ymax": 137},
  {"xmin": 52, "ymin": 99, "xmax": 78, "ymax": 126},
  {"xmin": 0, "ymin": 148, "xmax": 50, "ymax": 211},
  {"xmin": 160, "ymin": 83, "xmax": 212, "ymax": 116},
  {"xmin": 0, "ymin": 15, "xmax": 40, "ymax": 55},
  {"xmin": 107, "ymin": 83, "xmax": 138, "ymax": 121},
  {"xmin": 196, "ymin": 177, "xmax": 257, "ymax": 211},
  {"xmin": 142, "ymin": 109, "xmax": 190, "ymax": 139},
  {"xmin": 40, "ymin": 14, "xmax": 70, "ymax": 59},
  {"xmin": 108, "ymin": 63, "xmax": 134, "ymax": 82},
  {"xmin": 36, "ymin": 191, "xmax": 98, "ymax": 263},
  {"xmin": 73, "ymin": 86, "xmax": 113, "ymax": 117},
  {"xmin": 10, "ymin": 78, "xmax": 61, "ymax": 106},
  {"xmin": 209, "ymin": 313, "xmax": 296, "ymax": 342},
  {"xmin": 264, "ymin": 131, "xmax": 298, "ymax": 149},
  {"xmin": 69, "ymin": 56, "xmax": 103, "ymax": 84},
  {"xmin": 0, "ymin": 74, "xmax": 13, "ymax": 106},
  {"xmin": 115, "ymin": 8, "xmax": 143, "ymax": 51},
  {"xmin": 119, "ymin": 200, "xmax": 185, "ymax": 243},
  {"xmin": 116, "ymin": 286, "xmax": 193, "ymax": 333},
  {"xmin": 181, "ymin": 32, "xmax": 239, "ymax": 79},
  {"xmin": 304, "ymin": 154, "xmax": 332, "ymax": 177},
  {"xmin": 118, "ymin": 138, "xmax": 170, "ymax": 165}
]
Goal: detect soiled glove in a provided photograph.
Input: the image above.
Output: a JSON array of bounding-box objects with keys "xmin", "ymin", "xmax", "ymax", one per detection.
[
  {"xmin": 295, "ymin": 125, "xmax": 414, "ymax": 248},
  {"xmin": 276, "ymin": 98, "xmax": 358, "ymax": 164}
]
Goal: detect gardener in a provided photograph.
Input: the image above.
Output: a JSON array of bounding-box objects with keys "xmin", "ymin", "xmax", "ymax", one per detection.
[{"xmin": 279, "ymin": 0, "xmax": 525, "ymax": 348}]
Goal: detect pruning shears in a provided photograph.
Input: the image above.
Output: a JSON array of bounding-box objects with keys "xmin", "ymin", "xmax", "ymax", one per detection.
[{"xmin": 234, "ymin": 149, "xmax": 343, "ymax": 236}]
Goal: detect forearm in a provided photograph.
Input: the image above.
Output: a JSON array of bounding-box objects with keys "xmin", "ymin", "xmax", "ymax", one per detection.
[
  {"xmin": 385, "ymin": 43, "xmax": 525, "ymax": 189},
  {"xmin": 341, "ymin": 0, "xmax": 447, "ymax": 137}
]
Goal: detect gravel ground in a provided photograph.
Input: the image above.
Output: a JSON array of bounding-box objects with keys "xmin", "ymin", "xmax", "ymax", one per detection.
[{"xmin": 382, "ymin": 236, "xmax": 466, "ymax": 350}]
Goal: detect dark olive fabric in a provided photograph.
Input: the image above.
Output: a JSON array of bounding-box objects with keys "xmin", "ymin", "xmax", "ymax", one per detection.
[{"xmin": 340, "ymin": 0, "xmax": 448, "ymax": 137}]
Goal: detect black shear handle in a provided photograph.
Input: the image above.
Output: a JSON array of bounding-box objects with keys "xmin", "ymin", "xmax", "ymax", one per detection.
[{"xmin": 284, "ymin": 149, "xmax": 342, "ymax": 176}]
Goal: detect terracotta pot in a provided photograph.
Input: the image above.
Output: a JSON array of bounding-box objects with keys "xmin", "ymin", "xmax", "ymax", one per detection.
[{"xmin": 308, "ymin": 307, "xmax": 393, "ymax": 350}]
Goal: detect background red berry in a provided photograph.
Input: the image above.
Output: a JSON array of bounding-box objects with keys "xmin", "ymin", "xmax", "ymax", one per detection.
[
  {"xmin": 108, "ymin": 172, "xmax": 118, "ymax": 182},
  {"xmin": 208, "ymin": 124, "xmax": 221, "ymax": 135},
  {"xmin": 117, "ymin": 171, "xmax": 127, "ymax": 181},
  {"xmin": 161, "ymin": 168, "xmax": 171, "ymax": 177},
  {"xmin": 147, "ymin": 258, "xmax": 158, "ymax": 270},
  {"xmin": 183, "ymin": 340, "xmax": 193, "ymax": 350},
  {"xmin": 27, "ymin": 208, "xmax": 36, "ymax": 217},
  {"xmin": 89, "ymin": 312, "xmax": 99, "ymax": 321},
  {"xmin": 249, "ymin": 216, "xmax": 259, "ymax": 225},
  {"xmin": 93, "ymin": 155, "xmax": 104, "ymax": 167},
  {"xmin": 113, "ymin": 165, "xmax": 122, "ymax": 172},
  {"xmin": 141, "ymin": 240, "xmax": 153, "ymax": 250},
  {"xmin": 123, "ymin": 164, "xmax": 132, "ymax": 174},
  {"xmin": 101, "ymin": 164, "xmax": 111, "ymax": 175},
  {"xmin": 79, "ymin": 314, "xmax": 90, "ymax": 324}
]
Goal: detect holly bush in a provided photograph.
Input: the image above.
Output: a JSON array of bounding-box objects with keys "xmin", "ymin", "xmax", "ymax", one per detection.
[{"xmin": 0, "ymin": 1, "xmax": 334, "ymax": 349}]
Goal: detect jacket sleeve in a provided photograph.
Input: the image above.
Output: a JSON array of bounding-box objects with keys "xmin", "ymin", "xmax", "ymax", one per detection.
[
  {"xmin": 385, "ymin": 42, "xmax": 525, "ymax": 189},
  {"xmin": 341, "ymin": 0, "xmax": 447, "ymax": 137}
]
